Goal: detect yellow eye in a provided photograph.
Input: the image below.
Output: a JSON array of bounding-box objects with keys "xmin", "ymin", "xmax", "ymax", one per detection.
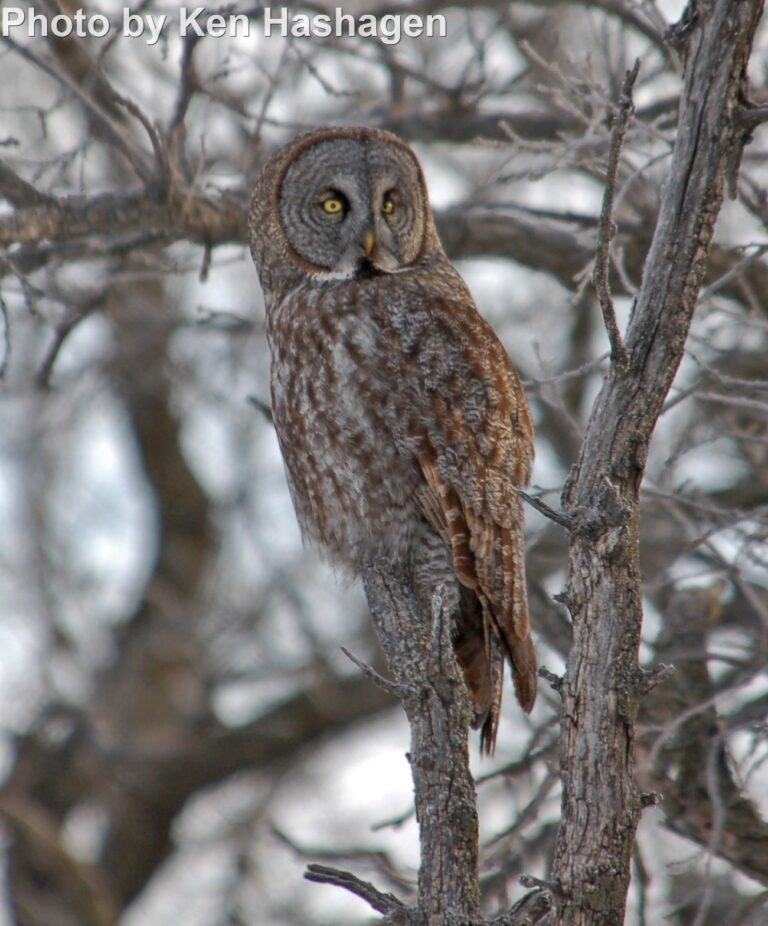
[
  {"xmin": 321, "ymin": 196, "xmax": 345, "ymax": 214},
  {"xmin": 382, "ymin": 197, "xmax": 395, "ymax": 215}
]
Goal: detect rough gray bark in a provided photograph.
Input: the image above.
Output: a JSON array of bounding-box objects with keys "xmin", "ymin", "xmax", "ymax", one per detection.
[
  {"xmin": 305, "ymin": 562, "xmax": 551, "ymax": 926},
  {"xmin": 320, "ymin": 563, "xmax": 550, "ymax": 926},
  {"xmin": 305, "ymin": 561, "xmax": 554, "ymax": 926},
  {"xmin": 362, "ymin": 565, "xmax": 480, "ymax": 926},
  {"xmin": 304, "ymin": 5, "xmax": 765, "ymax": 923},
  {"xmin": 5, "ymin": 190, "xmax": 767, "ymax": 316},
  {"xmin": 551, "ymin": 3, "xmax": 765, "ymax": 925},
  {"xmin": 1, "ymin": 2, "xmax": 765, "ymax": 922}
]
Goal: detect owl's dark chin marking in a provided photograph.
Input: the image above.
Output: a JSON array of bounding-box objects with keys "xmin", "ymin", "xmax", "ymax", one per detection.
[{"xmin": 355, "ymin": 257, "xmax": 386, "ymax": 279}]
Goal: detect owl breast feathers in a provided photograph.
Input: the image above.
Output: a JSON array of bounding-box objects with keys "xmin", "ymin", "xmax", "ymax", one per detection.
[{"xmin": 249, "ymin": 126, "xmax": 536, "ymax": 752}]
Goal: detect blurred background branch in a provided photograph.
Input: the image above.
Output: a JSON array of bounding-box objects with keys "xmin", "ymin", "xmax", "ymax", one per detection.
[{"xmin": 0, "ymin": 2, "xmax": 766, "ymax": 924}]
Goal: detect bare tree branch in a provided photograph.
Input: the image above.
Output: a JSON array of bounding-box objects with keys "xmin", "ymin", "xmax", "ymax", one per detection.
[
  {"xmin": 593, "ymin": 60, "xmax": 639, "ymax": 372},
  {"xmin": 304, "ymin": 864, "xmax": 408, "ymax": 917},
  {"xmin": 361, "ymin": 570, "xmax": 481, "ymax": 924},
  {"xmin": 0, "ymin": 2, "xmax": 765, "ymax": 923},
  {"xmin": 551, "ymin": 4, "xmax": 765, "ymax": 925}
]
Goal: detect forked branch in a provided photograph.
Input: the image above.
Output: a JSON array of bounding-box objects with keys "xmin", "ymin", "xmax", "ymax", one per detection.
[
  {"xmin": 552, "ymin": 3, "xmax": 765, "ymax": 925},
  {"xmin": 592, "ymin": 59, "xmax": 640, "ymax": 373}
]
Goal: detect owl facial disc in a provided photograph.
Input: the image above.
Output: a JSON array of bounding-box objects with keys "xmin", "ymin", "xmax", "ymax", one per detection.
[{"xmin": 277, "ymin": 135, "xmax": 427, "ymax": 278}]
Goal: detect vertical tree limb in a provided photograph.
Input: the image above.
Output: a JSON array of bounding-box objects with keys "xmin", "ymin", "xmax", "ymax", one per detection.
[
  {"xmin": 552, "ymin": 3, "xmax": 765, "ymax": 925},
  {"xmin": 362, "ymin": 564, "xmax": 481, "ymax": 926},
  {"xmin": 319, "ymin": 569, "xmax": 555, "ymax": 926},
  {"xmin": 592, "ymin": 59, "xmax": 639, "ymax": 373}
]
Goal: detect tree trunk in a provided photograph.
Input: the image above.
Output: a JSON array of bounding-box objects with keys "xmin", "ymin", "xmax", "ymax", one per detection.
[
  {"xmin": 551, "ymin": 2, "xmax": 765, "ymax": 924},
  {"xmin": 362, "ymin": 564, "xmax": 481, "ymax": 926}
]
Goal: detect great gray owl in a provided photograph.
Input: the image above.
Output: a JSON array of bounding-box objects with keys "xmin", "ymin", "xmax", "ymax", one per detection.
[{"xmin": 248, "ymin": 126, "xmax": 536, "ymax": 752}]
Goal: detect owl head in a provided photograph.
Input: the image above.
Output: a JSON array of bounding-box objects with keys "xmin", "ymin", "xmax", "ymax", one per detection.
[{"xmin": 249, "ymin": 126, "xmax": 444, "ymax": 297}]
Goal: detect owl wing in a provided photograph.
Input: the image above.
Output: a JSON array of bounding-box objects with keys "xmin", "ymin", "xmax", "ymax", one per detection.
[
  {"xmin": 405, "ymin": 295, "xmax": 536, "ymax": 750},
  {"xmin": 415, "ymin": 438, "xmax": 537, "ymax": 699}
]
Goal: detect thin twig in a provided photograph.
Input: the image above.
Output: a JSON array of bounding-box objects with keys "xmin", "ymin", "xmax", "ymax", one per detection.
[
  {"xmin": 519, "ymin": 490, "xmax": 573, "ymax": 531},
  {"xmin": 593, "ymin": 59, "xmax": 640, "ymax": 373},
  {"xmin": 371, "ymin": 803, "xmax": 416, "ymax": 831},
  {"xmin": 36, "ymin": 294, "xmax": 104, "ymax": 389},
  {"xmin": 112, "ymin": 92, "xmax": 167, "ymax": 186},
  {"xmin": 475, "ymin": 739, "xmax": 558, "ymax": 785},
  {"xmin": 170, "ymin": 31, "xmax": 202, "ymax": 134},
  {"xmin": 0, "ymin": 160, "xmax": 55, "ymax": 207},
  {"xmin": 1, "ymin": 37, "xmax": 155, "ymax": 188},
  {"xmin": 246, "ymin": 394, "xmax": 273, "ymax": 424},
  {"xmin": 303, "ymin": 863, "xmax": 406, "ymax": 916},
  {"xmin": 522, "ymin": 352, "xmax": 608, "ymax": 388},
  {"xmin": 539, "ymin": 666, "xmax": 564, "ymax": 694},
  {"xmin": 484, "ymin": 769, "xmax": 559, "ymax": 849},
  {"xmin": 340, "ymin": 646, "xmax": 404, "ymax": 697},
  {"xmin": 273, "ymin": 825, "xmax": 413, "ymax": 893}
]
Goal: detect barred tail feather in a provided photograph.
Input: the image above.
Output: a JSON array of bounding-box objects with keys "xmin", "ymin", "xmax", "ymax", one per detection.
[{"xmin": 507, "ymin": 633, "xmax": 537, "ymax": 714}]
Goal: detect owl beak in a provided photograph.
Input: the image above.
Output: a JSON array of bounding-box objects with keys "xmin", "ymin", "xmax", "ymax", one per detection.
[{"xmin": 362, "ymin": 229, "xmax": 375, "ymax": 257}]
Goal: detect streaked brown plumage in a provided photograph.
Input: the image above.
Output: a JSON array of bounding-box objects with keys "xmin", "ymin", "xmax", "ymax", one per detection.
[{"xmin": 249, "ymin": 126, "xmax": 536, "ymax": 752}]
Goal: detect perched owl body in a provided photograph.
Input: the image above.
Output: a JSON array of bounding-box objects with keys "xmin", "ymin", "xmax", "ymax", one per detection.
[{"xmin": 250, "ymin": 127, "xmax": 536, "ymax": 751}]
